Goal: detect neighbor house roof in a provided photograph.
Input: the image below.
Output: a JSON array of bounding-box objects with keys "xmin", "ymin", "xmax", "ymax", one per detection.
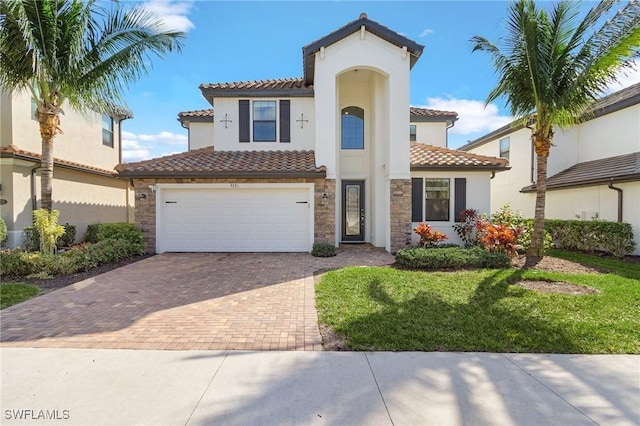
[
  {"xmin": 459, "ymin": 82, "xmax": 640, "ymax": 151},
  {"xmin": 410, "ymin": 143, "xmax": 509, "ymax": 171},
  {"xmin": 116, "ymin": 147, "xmax": 326, "ymax": 178},
  {"xmin": 521, "ymin": 152, "xmax": 640, "ymax": 192},
  {"xmin": 0, "ymin": 145, "xmax": 117, "ymax": 177},
  {"xmin": 302, "ymin": 13, "xmax": 424, "ymax": 86},
  {"xmin": 410, "ymin": 107, "xmax": 458, "ymax": 123},
  {"xmin": 200, "ymin": 78, "xmax": 313, "ymax": 104},
  {"xmin": 178, "ymin": 109, "xmax": 214, "ymax": 124}
]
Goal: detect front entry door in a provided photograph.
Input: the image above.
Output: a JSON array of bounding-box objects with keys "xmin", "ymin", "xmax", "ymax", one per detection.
[{"xmin": 342, "ymin": 181, "xmax": 365, "ymax": 242}]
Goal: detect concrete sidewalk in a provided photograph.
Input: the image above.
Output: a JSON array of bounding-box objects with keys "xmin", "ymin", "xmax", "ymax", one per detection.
[{"xmin": 1, "ymin": 349, "xmax": 638, "ymax": 426}]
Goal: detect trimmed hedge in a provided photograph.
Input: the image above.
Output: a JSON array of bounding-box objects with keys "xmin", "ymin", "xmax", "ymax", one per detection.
[
  {"xmin": 543, "ymin": 220, "xmax": 635, "ymax": 258},
  {"xmin": 311, "ymin": 242, "xmax": 337, "ymax": 257},
  {"xmin": 395, "ymin": 247, "xmax": 511, "ymax": 270},
  {"xmin": 83, "ymin": 222, "xmax": 143, "ymax": 247}
]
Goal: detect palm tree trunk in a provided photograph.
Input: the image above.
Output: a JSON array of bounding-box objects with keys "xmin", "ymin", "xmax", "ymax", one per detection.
[
  {"xmin": 527, "ymin": 136, "xmax": 551, "ymax": 259},
  {"xmin": 38, "ymin": 112, "xmax": 59, "ymax": 212}
]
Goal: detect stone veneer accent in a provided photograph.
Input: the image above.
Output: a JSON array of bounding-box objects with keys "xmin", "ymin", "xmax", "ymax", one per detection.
[
  {"xmin": 389, "ymin": 179, "xmax": 412, "ymax": 252},
  {"xmin": 314, "ymin": 179, "xmax": 336, "ymax": 245},
  {"xmin": 132, "ymin": 177, "xmax": 331, "ymax": 253}
]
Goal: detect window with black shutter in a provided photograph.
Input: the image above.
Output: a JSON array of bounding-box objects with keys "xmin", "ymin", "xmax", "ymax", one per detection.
[
  {"xmin": 239, "ymin": 100, "xmax": 250, "ymax": 142},
  {"xmin": 454, "ymin": 178, "xmax": 467, "ymax": 222},
  {"xmin": 280, "ymin": 100, "xmax": 290, "ymax": 142},
  {"xmin": 411, "ymin": 178, "xmax": 423, "ymax": 222}
]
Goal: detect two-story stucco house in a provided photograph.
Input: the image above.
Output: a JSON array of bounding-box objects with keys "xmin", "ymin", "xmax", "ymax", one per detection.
[
  {"xmin": 460, "ymin": 83, "xmax": 640, "ymax": 255},
  {"xmin": 117, "ymin": 14, "xmax": 508, "ymax": 254},
  {"xmin": 0, "ymin": 88, "xmax": 135, "ymax": 247}
]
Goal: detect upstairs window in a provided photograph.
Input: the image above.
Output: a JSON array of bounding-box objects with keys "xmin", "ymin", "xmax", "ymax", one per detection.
[
  {"xmin": 499, "ymin": 137, "xmax": 510, "ymax": 161},
  {"xmin": 410, "ymin": 124, "xmax": 417, "ymax": 142},
  {"xmin": 253, "ymin": 101, "xmax": 276, "ymax": 142},
  {"xmin": 102, "ymin": 114, "xmax": 113, "ymax": 147},
  {"xmin": 341, "ymin": 106, "xmax": 364, "ymax": 149},
  {"xmin": 31, "ymin": 99, "xmax": 38, "ymax": 121}
]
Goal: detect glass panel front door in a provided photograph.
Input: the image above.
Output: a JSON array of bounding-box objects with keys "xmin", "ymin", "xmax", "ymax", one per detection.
[{"xmin": 342, "ymin": 181, "xmax": 364, "ymax": 242}]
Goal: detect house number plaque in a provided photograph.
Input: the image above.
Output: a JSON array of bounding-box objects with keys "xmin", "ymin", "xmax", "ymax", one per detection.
[{"xmin": 230, "ymin": 183, "xmax": 239, "ymax": 188}]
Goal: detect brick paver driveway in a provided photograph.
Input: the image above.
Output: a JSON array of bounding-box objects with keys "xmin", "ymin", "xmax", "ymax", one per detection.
[{"xmin": 1, "ymin": 248, "xmax": 393, "ymax": 351}]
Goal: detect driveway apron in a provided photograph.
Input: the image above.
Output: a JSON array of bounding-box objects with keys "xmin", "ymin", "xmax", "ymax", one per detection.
[{"xmin": 1, "ymin": 248, "xmax": 394, "ymax": 351}]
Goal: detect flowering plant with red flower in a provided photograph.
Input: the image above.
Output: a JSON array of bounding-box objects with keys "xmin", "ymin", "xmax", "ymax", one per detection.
[{"xmin": 414, "ymin": 223, "xmax": 448, "ymax": 247}]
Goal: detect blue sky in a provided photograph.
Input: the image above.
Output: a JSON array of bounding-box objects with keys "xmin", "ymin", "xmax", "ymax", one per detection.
[{"xmin": 120, "ymin": 1, "xmax": 639, "ymax": 162}]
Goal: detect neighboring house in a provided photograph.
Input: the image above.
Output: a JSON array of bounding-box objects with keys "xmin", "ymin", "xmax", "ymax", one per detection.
[
  {"xmin": 117, "ymin": 14, "xmax": 508, "ymax": 254},
  {"xmin": 460, "ymin": 83, "xmax": 640, "ymax": 255},
  {"xmin": 0, "ymin": 88, "xmax": 135, "ymax": 248}
]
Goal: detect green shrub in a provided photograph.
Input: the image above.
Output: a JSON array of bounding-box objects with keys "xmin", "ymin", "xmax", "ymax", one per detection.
[
  {"xmin": 0, "ymin": 217, "xmax": 7, "ymax": 246},
  {"xmin": 33, "ymin": 209, "xmax": 66, "ymax": 254},
  {"xmin": 1, "ymin": 235, "xmax": 144, "ymax": 278},
  {"xmin": 83, "ymin": 224, "xmax": 100, "ymax": 243},
  {"xmin": 395, "ymin": 246, "xmax": 510, "ymax": 270},
  {"xmin": 23, "ymin": 223, "xmax": 76, "ymax": 252},
  {"xmin": 312, "ymin": 242, "xmax": 337, "ymax": 257},
  {"xmin": 519, "ymin": 219, "xmax": 554, "ymax": 251},
  {"xmin": 83, "ymin": 223, "xmax": 144, "ymax": 249},
  {"xmin": 544, "ymin": 220, "xmax": 636, "ymax": 257}
]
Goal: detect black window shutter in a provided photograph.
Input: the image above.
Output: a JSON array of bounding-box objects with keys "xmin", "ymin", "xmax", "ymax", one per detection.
[
  {"xmin": 411, "ymin": 178, "xmax": 423, "ymax": 222},
  {"xmin": 279, "ymin": 100, "xmax": 290, "ymax": 142},
  {"xmin": 454, "ymin": 178, "xmax": 467, "ymax": 222},
  {"xmin": 239, "ymin": 100, "xmax": 250, "ymax": 142}
]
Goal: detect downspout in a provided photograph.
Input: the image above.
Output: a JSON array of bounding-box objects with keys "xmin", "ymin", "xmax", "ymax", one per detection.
[
  {"xmin": 179, "ymin": 119, "xmax": 190, "ymax": 151},
  {"xmin": 445, "ymin": 120, "xmax": 455, "ymax": 148},
  {"xmin": 30, "ymin": 164, "xmax": 41, "ymax": 211},
  {"xmin": 608, "ymin": 179, "xmax": 623, "ymax": 222},
  {"xmin": 526, "ymin": 122, "xmax": 535, "ymax": 183},
  {"xmin": 118, "ymin": 115, "xmax": 132, "ymax": 221}
]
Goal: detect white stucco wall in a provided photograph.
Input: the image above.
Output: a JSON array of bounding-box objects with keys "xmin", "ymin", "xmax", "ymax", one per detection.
[
  {"xmin": 411, "ymin": 171, "xmax": 493, "ymax": 246},
  {"xmin": 2, "ymin": 90, "xmax": 122, "ymax": 171},
  {"xmin": 412, "ymin": 122, "xmax": 449, "ymax": 147},
  {"xmin": 209, "ymin": 97, "xmax": 315, "ymax": 152},
  {"xmin": 467, "ymin": 127, "xmax": 533, "ymax": 216},
  {"xmin": 188, "ymin": 122, "xmax": 214, "ymax": 150}
]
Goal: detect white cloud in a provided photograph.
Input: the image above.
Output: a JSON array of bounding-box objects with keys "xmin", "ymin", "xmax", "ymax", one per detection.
[
  {"xmin": 122, "ymin": 139, "xmax": 152, "ymax": 162},
  {"xmin": 418, "ymin": 97, "xmax": 512, "ymax": 135},
  {"xmin": 419, "ymin": 28, "xmax": 434, "ymax": 38},
  {"xmin": 121, "ymin": 130, "xmax": 138, "ymax": 140},
  {"xmin": 137, "ymin": 131, "xmax": 188, "ymax": 144},
  {"xmin": 141, "ymin": 0, "xmax": 195, "ymax": 32}
]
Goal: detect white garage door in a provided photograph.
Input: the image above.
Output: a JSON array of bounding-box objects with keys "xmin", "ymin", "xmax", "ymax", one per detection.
[{"xmin": 157, "ymin": 185, "xmax": 311, "ymax": 253}]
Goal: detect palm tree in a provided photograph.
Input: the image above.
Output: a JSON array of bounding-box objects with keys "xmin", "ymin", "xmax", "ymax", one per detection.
[
  {"xmin": 471, "ymin": 0, "xmax": 639, "ymax": 258},
  {"xmin": 0, "ymin": 0, "xmax": 184, "ymax": 211}
]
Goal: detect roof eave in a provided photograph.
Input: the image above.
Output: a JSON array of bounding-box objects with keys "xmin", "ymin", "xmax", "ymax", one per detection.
[
  {"xmin": 410, "ymin": 115, "xmax": 459, "ymax": 123},
  {"xmin": 411, "ymin": 165, "xmax": 511, "ymax": 172},
  {"xmin": 1, "ymin": 151, "xmax": 117, "ymax": 177},
  {"xmin": 521, "ymin": 174, "xmax": 640, "ymax": 192},
  {"xmin": 117, "ymin": 170, "xmax": 327, "ymax": 179}
]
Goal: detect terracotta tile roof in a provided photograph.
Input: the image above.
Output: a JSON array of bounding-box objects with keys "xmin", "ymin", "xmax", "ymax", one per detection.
[
  {"xmin": 410, "ymin": 143, "xmax": 509, "ymax": 170},
  {"xmin": 0, "ymin": 144, "xmax": 117, "ymax": 176},
  {"xmin": 521, "ymin": 152, "xmax": 640, "ymax": 192},
  {"xmin": 178, "ymin": 109, "xmax": 214, "ymax": 119},
  {"xmin": 116, "ymin": 147, "xmax": 326, "ymax": 178},
  {"xmin": 200, "ymin": 78, "xmax": 308, "ymax": 91},
  {"xmin": 410, "ymin": 107, "xmax": 457, "ymax": 118}
]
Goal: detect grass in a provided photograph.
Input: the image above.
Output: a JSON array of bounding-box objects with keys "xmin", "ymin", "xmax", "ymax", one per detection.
[
  {"xmin": 1, "ymin": 282, "xmax": 39, "ymax": 309},
  {"xmin": 315, "ymin": 250, "xmax": 640, "ymax": 353}
]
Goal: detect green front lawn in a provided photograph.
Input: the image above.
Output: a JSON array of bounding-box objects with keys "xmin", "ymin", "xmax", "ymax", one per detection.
[
  {"xmin": 1, "ymin": 282, "xmax": 39, "ymax": 309},
  {"xmin": 315, "ymin": 251, "xmax": 640, "ymax": 353}
]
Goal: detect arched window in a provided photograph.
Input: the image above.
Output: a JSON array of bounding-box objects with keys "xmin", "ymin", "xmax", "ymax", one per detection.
[{"xmin": 341, "ymin": 106, "xmax": 364, "ymax": 149}]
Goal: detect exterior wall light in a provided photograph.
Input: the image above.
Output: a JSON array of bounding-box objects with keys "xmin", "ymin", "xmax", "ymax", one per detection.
[{"xmin": 321, "ymin": 193, "xmax": 329, "ymax": 205}]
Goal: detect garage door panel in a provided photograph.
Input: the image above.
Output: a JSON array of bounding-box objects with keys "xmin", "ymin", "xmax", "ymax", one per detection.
[{"xmin": 159, "ymin": 187, "xmax": 310, "ymax": 253}]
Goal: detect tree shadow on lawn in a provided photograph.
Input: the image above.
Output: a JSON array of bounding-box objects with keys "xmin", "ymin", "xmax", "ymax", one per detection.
[{"xmin": 338, "ymin": 270, "xmax": 583, "ymax": 353}]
